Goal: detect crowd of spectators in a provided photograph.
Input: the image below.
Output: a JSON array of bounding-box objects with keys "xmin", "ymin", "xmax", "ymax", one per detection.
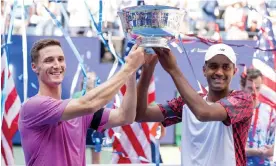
[{"xmin": 2, "ymin": 0, "xmax": 276, "ymax": 40}]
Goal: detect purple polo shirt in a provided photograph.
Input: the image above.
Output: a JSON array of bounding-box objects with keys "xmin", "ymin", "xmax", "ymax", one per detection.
[{"xmin": 19, "ymin": 95, "xmax": 110, "ymax": 166}]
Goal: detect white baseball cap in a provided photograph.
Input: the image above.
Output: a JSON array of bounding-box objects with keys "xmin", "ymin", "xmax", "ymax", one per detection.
[{"xmin": 204, "ymin": 43, "xmax": 237, "ymax": 65}]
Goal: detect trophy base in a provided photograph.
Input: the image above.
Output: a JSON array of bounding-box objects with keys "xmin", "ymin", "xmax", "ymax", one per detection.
[{"xmin": 140, "ymin": 37, "xmax": 170, "ymax": 49}]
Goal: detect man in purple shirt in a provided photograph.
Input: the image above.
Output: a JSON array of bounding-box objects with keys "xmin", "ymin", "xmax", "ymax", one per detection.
[{"xmin": 18, "ymin": 38, "xmax": 145, "ymax": 166}]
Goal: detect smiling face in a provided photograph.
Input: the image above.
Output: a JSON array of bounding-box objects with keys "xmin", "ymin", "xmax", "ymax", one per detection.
[
  {"xmin": 31, "ymin": 45, "xmax": 66, "ymax": 87},
  {"xmin": 203, "ymin": 54, "xmax": 237, "ymax": 92}
]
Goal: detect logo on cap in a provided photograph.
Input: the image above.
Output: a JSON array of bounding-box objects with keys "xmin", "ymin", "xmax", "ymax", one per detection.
[{"xmin": 219, "ymin": 48, "xmax": 225, "ymax": 51}]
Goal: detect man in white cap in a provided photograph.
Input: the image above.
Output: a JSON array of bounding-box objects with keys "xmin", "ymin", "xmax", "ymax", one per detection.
[{"xmin": 136, "ymin": 43, "xmax": 254, "ymax": 166}]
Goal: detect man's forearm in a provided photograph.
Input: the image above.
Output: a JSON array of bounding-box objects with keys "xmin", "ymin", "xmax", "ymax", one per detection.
[
  {"xmin": 246, "ymin": 147, "xmax": 262, "ymax": 157},
  {"xmin": 80, "ymin": 65, "xmax": 136, "ymax": 112},
  {"xmin": 136, "ymin": 67, "xmax": 154, "ymax": 120},
  {"xmin": 118, "ymin": 74, "xmax": 137, "ymax": 123},
  {"xmin": 169, "ymin": 67, "xmax": 210, "ymax": 120}
]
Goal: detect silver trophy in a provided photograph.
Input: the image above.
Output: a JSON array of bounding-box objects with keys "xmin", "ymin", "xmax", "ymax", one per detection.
[{"xmin": 118, "ymin": 5, "xmax": 186, "ymax": 49}]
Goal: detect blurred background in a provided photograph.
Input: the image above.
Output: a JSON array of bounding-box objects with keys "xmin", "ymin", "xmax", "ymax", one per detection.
[{"xmin": 3, "ymin": 0, "xmax": 276, "ymax": 42}]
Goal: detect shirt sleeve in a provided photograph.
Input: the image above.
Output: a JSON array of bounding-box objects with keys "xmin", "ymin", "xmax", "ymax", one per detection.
[
  {"xmin": 88, "ymin": 108, "xmax": 111, "ymax": 132},
  {"xmin": 20, "ymin": 96, "xmax": 71, "ymax": 127},
  {"xmin": 217, "ymin": 90, "xmax": 253, "ymax": 126},
  {"xmin": 158, "ymin": 96, "xmax": 185, "ymax": 127}
]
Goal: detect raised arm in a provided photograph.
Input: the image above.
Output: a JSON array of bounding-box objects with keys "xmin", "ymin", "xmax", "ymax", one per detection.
[
  {"xmin": 103, "ymin": 73, "xmax": 137, "ymax": 129},
  {"xmin": 62, "ymin": 45, "xmax": 145, "ymax": 121},
  {"xmin": 135, "ymin": 54, "xmax": 184, "ymax": 127},
  {"xmin": 136, "ymin": 55, "xmax": 164, "ymax": 122},
  {"xmin": 155, "ymin": 48, "xmax": 253, "ymax": 123}
]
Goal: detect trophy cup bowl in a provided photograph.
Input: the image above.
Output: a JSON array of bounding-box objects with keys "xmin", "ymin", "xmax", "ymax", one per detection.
[{"xmin": 118, "ymin": 5, "xmax": 186, "ymax": 49}]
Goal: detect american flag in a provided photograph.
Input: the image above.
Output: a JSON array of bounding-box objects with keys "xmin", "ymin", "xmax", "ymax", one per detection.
[
  {"xmin": 1, "ymin": 46, "xmax": 21, "ymax": 165},
  {"xmin": 107, "ymin": 75, "xmax": 157, "ymax": 163},
  {"xmin": 252, "ymin": 4, "xmax": 276, "ymax": 109},
  {"xmin": 107, "ymin": 35, "xmax": 159, "ymax": 163}
]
